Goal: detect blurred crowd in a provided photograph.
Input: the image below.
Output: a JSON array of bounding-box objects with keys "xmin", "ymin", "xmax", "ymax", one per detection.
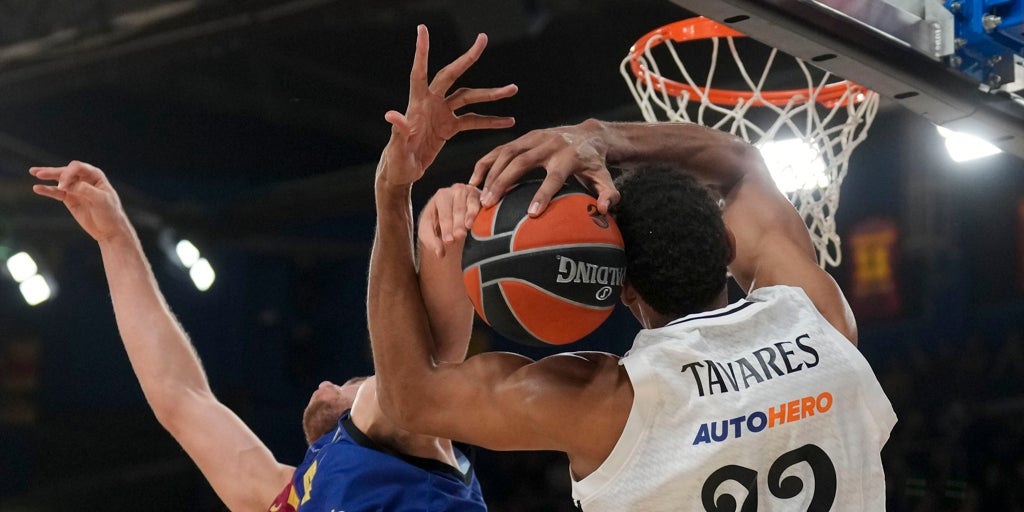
[{"xmin": 878, "ymin": 327, "xmax": 1024, "ymax": 511}]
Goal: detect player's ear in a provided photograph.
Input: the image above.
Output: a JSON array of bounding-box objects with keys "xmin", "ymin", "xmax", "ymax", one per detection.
[
  {"xmin": 620, "ymin": 279, "xmax": 639, "ymax": 306},
  {"xmin": 724, "ymin": 227, "xmax": 737, "ymax": 265}
]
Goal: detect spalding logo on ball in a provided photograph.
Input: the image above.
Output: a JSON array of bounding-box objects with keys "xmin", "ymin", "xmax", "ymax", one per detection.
[{"xmin": 462, "ymin": 179, "xmax": 626, "ymax": 346}]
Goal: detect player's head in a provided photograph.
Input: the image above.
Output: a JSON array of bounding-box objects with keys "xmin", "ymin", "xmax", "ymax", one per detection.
[
  {"xmin": 302, "ymin": 375, "xmax": 370, "ymax": 444},
  {"xmin": 610, "ymin": 167, "xmax": 732, "ymax": 322}
]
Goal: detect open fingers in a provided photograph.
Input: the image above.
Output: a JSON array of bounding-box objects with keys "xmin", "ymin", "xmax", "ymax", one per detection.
[
  {"xmin": 29, "ymin": 167, "xmax": 65, "ymax": 181},
  {"xmin": 446, "ymin": 84, "xmax": 518, "ymax": 111},
  {"xmin": 429, "ymin": 33, "xmax": 487, "ymax": 96},
  {"xmin": 384, "ymin": 109, "xmax": 407, "ymax": 126},
  {"xmin": 30, "ymin": 161, "xmax": 105, "ymax": 190},
  {"xmin": 58, "ymin": 161, "xmax": 88, "ymax": 190},
  {"xmin": 33, "ymin": 177, "xmax": 107, "ymax": 205},
  {"xmin": 32, "ymin": 184, "xmax": 66, "ymax": 202},
  {"xmin": 384, "ymin": 110, "xmax": 410, "ymax": 135},
  {"xmin": 408, "ymin": 25, "xmax": 431, "ymax": 98},
  {"xmin": 455, "ymin": 113, "xmax": 515, "ymax": 133}
]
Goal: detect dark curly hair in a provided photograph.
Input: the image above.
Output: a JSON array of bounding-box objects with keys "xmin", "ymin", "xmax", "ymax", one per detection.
[{"xmin": 610, "ymin": 167, "xmax": 730, "ymax": 318}]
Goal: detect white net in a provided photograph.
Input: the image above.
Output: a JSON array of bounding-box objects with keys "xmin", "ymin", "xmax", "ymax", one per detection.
[{"xmin": 619, "ymin": 18, "xmax": 879, "ymax": 268}]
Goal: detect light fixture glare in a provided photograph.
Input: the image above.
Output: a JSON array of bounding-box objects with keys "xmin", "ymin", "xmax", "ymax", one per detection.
[
  {"xmin": 936, "ymin": 126, "xmax": 1002, "ymax": 162},
  {"xmin": 758, "ymin": 139, "xmax": 829, "ymax": 193},
  {"xmin": 189, "ymin": 258, "xmax": 215, "ymax": 291},
  {"xmin": 6, "ymin": 252, "xmax": 38, "ymax": 283},
  {"xmin": 176, "ymin": 240, "xmax": 201, "ymax": 268},
  {"xmin": 19, "ymin": 274, "xmax": 51, "ymax": 306}
]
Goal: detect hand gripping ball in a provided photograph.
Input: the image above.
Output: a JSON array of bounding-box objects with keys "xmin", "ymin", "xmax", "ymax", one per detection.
[{"xmin": 462, "ymin": 179, "xmax": 626, "ymax": 346}]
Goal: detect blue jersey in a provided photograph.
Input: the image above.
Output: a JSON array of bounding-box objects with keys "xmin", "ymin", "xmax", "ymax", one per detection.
[{"xmin": 274, "ymin": 410, "xmax": 486, "ymax": 512}]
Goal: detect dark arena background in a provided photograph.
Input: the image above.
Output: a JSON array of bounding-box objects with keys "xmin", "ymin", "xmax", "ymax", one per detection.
[{"xmin": 1, "ymin": 1, "xmax": 1023, "ymax": 510}]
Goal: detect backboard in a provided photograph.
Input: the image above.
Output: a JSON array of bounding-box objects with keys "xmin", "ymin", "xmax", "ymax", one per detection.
[{"xmin": 666, "ymin": 0, "xmax": 1024, "ymax": 160}]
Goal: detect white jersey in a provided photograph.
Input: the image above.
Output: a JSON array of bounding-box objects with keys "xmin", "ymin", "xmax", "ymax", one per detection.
[{"xmin": 571, "ymin": 285, "xmax": 896, "ymax": 511}]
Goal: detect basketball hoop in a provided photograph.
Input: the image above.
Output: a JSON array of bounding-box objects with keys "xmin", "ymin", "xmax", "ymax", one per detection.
[{"xmin": 620, "ymin": 16, "xmax": 880, "ymax": 268}]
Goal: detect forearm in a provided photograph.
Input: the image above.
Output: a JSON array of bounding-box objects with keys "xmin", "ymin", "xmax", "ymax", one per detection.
[
  {"xmin": 593, "ymin": 119, "xmax": 763, "ymax": 194},
  {"xmin": 417, "ymin": 236, "xmax": 474, "ymax": 363},
  {"xmin": 368, "ymin": 172, "xmax": 439, "ymax": 424},
  {"xmin": 97, "ymin": 225, "xmax": 211, "ymax": 418},
  {"xmin": 102, "ymin": 230, "xmax": 295, "ymax": 512}
]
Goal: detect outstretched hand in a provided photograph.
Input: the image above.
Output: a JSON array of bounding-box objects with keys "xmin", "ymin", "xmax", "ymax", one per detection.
[
  {"xmin": 380, "ymin": 25, "xmax": 518, "ymax": 187},
  {"xmin": 469, "ymin": 120, "xmax": 620, "ymax": 216},
  {"xmin": 31, "ymin": 161, "xmax": 132, "ymax": 243}
]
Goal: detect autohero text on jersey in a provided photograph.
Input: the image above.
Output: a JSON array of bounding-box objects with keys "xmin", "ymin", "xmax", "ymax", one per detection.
[
  {"xmin": 679, "ymin": 333, "xmax": 819, "ymax": 397},
  {"xmin": 692, "ymin": 391, "xmax": 834, "ymax": 445}
]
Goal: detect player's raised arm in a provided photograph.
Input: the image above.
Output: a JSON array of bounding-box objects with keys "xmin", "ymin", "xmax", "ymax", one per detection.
[
  {"xmin": 368, "ymin": 27, "xmax": 631, "ymax": 473},
  {"xmin": 416, "ymin": 183, "xmax": 480, "ymax": 363},
  {"xmin": 31, "ymin": 161, "xmax": 293, "ymax": 512},
  {"xmin": 367, "ymin": 23, "xmax": 517, "ymax": 430},
  {"xmin": 470, "ymin": 119, "xmax": 857, "ymax": 343}
]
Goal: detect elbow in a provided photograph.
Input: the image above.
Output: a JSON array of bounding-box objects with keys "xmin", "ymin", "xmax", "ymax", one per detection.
[
  {"xmin": 727, "ymin": 138, "xmax": 766, "ymax": 176},
  {"xmin": 147, "ymin": 386, "xmax": 212, "ymax": 435},
  {"xmin": 375, "ymin": 384, "xmax": 405, "ymax": 425},
  {"xmin": 376, "ymin": 379, "xmax": 435, "ymax": 431},
  {"xmin": 698, "ymin": 136, "xmax": 766, "ymax": 196}
]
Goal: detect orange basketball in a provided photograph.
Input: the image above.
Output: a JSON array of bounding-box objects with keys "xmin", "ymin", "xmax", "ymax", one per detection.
[{"xmin": 461, "ymin": 179, "xmax": 626, "ymax": 346}]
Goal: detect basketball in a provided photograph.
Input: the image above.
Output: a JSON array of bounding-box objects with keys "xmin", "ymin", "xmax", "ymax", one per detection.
[{"xmin": 462, "ymin": 179, "xmax": 626, "ymax": 346}]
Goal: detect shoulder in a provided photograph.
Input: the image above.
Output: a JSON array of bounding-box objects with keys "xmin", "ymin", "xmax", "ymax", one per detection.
[
  {"xmin": 522, "ymin": 352, "xmax": 632, "ymax": 464},
  {"xmin": 747, "ymin": 238, "xmax": 858, "ymax": 345},
  {"xmin": 550, "ymin": 353, "xmax": 632, "ymax": 476},
  {"xmin": 751, "ymin": 277, "xmax": 857, "ymax": 346},
  {"xmin": 517, "ymin": 351, "xmax": 625, "ymax": 391}
]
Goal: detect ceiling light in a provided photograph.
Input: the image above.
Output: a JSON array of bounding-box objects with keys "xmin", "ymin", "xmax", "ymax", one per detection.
[
  {"xmin": 936, "ymin": 126, "xmax": 1002, "ymax": 162},
  {"xmin": 19, "ymin": 274, "xmax": 52, "ymax": 306},
  {"xmin": 175, "ymin": 239, "xmax": 201, "ymax": 268},
  {"xmin": 758, "ymin": 139, "xmax": 829, "ymax": 193},
  {"xmin": 189, "ymin": 258, "xmax": 215, "ymax": 292}
]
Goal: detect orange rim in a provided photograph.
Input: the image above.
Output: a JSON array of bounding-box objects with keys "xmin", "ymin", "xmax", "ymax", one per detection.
[{"xmin": 627, "ymin": 17, "xmax": 869, "ymax": 108}]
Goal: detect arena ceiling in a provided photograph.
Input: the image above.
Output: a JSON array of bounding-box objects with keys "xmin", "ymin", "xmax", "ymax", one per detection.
[{"xmin": 0, "ymin": 0, "xmax": 693, "ymax": 258}]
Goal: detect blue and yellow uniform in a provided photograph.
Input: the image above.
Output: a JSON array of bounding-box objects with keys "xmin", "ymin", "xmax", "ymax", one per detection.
[{"xmin": 269, "ymin": 410, "xmax": 485, "ymax": 512}]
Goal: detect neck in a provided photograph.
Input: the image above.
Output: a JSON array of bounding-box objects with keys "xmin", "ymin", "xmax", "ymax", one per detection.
[{"xmin": 645, "ymin": 286, "xmax": 731, "ymax": 328}]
